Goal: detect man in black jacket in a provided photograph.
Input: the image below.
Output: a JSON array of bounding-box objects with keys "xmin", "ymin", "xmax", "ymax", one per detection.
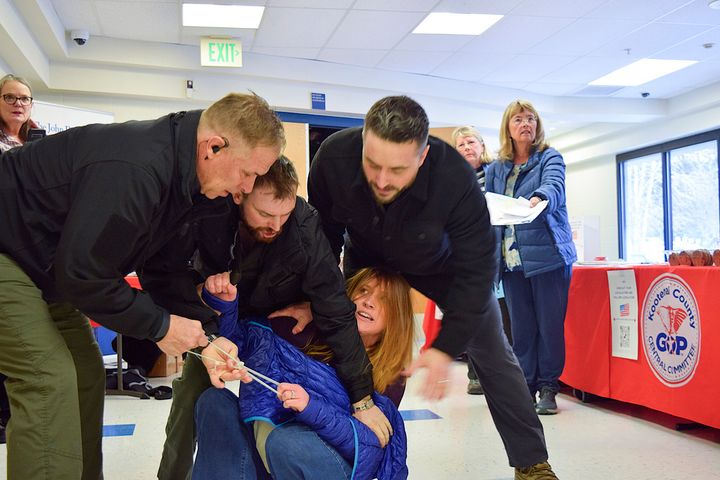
[
  {"xmin": 0, "ymin": 93, "xmax": 284, "ymax": 480},
  {"xmin": 147, "ymin": 157, "xmax": 389, "ymax": 480},
  {"xmin": 308, "ymin": 96, "xmax": 559, "ymax": 480}
]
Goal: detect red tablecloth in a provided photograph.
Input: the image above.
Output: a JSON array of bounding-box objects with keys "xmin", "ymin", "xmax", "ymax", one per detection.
[{"xmin": 561, "ymin": 264, "xmax": 720, "ymax": 429}]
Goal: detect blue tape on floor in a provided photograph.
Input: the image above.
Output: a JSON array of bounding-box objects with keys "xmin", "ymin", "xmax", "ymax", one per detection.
[
  {"xmin": 103, "ymin": 424, "xmax": 135, "ymax": 437},
  {"xmin": 399, "ymin": 409, "xmax": 442, "ymax": 421}
]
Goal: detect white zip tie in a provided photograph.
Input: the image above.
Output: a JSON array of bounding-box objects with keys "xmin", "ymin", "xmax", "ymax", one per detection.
[{"xmin": 186, "ymin": 348, "xmax": 279, "ymax": 395}]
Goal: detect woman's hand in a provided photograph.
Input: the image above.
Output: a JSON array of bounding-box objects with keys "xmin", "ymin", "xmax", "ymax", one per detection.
[
  {"xmin": 277, "ymin": 383, "xmax": 310, "ymax": 412},
  {"xmin": 204, "ymin": 272, "xmax": 237, "ymax": 302}
]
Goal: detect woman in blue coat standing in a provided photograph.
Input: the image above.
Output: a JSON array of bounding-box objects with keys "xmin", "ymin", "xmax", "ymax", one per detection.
[{"xmin": 486, "ymin": 100, "xmax": 576, "ymax": 415}]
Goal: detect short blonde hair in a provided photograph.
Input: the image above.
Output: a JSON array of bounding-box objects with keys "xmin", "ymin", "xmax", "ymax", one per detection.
[
  {"xmin": 451, "ymin": 125, "xmax": 491, "ymax": 165},
  {"xmin": 498, "ymin": 100, "xmax": 548, "ymax": 161},
  {"xmin": 201, "ymin": 92, "xmax": 285, "ymax": 151}
]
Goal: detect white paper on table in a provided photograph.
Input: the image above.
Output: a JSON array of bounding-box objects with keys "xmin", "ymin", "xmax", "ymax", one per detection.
[
  {"xmin": 485, "ymin": 192, "xmax": 548, "ymax": 226},
  {"xmin": 607, "ymin": 269, "xmax": 639, "ymax": 360}
]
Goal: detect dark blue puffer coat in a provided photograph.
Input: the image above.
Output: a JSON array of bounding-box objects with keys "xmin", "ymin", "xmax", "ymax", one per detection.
[
  {"xmin": 202, "ymin": 289, "xmax": 408, "ymax": 480},
  {"xmin": 485, "ymin": 147, "xmax": 577, "ymax": 277}
]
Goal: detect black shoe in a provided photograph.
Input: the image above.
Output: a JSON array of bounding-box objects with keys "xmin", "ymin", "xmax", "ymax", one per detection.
[
  {"xmin": 467, "ymin": 379, "xmax": 484, "ymax": 395},
  {"xmin": 535, "ymin": 388, "xmax": 558, "ymax": 415}
]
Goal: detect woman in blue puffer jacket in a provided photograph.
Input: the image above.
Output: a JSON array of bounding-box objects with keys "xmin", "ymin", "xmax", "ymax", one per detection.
[
  {"xmin": 192, "ymin": 267, "xmax": 414, "ymax": 480},
  {"xmin": 486, "ymin": 100, "xmax": 577, "ymax": 417}
]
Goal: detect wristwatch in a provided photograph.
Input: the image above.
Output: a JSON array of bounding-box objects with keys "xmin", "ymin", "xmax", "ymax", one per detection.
[{"xmin": 352, "ymin": 397, "xmax": 375, "ymax": 412}]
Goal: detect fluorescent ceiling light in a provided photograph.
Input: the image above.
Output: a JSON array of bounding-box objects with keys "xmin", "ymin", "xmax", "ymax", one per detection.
[
  {"xmin": 413, "ymin": 12, "xmax": 503, "ymax": 36},
  {"xmin": 589, "ymin": 59, "xmax": 697, "ymax": 86},
  {"xmin": 182, "ymin": 4, "xmax": 265, "ymax": 29}
]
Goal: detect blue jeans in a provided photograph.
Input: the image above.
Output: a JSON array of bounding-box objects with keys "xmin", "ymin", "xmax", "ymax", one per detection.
[
  {"xmin": 192, "ymin": 388, "xmax": 268, "ymax": 480},
  {"xmin": 503, "ymin": 265, "xmax": 572, "ymax": 395},
  {"xmin": 266, "ymin": 423, "xmax": 353, "ymax": 480},
  {"xmin": 192, "ymin": 388, "xmax": 352, "ymax": 480}
]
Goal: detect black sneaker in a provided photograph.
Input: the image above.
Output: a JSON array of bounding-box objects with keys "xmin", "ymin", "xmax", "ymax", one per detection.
[
  {"xmin": 535, "ymin": 388, "xmax": 558, "ymax": 415},
  {"xmin": 467, "ymin": 379, "xmax": 484, "ymax": 395}
]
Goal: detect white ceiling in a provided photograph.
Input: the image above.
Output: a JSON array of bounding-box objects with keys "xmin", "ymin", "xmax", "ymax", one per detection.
[{"xmin": 2, "ymin": 0, "xmax": 720, "ymax": 139}]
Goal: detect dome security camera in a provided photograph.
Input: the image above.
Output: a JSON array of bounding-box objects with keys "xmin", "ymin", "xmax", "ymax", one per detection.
[{"xmin": 71, "ymin": 30, "xmax": 90, "ymax": 46}]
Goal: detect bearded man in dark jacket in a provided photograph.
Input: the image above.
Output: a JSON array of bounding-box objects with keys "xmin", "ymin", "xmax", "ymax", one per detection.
[
  {"xmin": 0, "ymin": 93, "xmax": 284, "ymax": 480},
  {"xmin": 144, "ymin": 157, "xmax": 391, "ymax": 480}
]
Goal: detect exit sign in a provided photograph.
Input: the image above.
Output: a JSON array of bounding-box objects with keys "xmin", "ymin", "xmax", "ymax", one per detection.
[{"xmin": 200, "ymin": 38, "xmax": 242, "ymax": 67}]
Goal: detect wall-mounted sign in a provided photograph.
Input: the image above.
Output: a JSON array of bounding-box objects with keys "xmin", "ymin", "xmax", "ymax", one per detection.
[
  {"xmin": 311, "ymin": 92, "xmax": 326, "ymax": 110},
  {"xmin": 200, "ymin": 37, "xmax": 242, "ymax": 67}
]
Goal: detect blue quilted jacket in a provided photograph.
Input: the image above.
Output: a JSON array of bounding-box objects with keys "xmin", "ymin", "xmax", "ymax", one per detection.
[
  {"xmin": 203, "ymin": 289, "xmax": 408, "ymax": 480},
  {"xmin": 485, "ymin": 147, "xmax": 577, "ymax": 277}
]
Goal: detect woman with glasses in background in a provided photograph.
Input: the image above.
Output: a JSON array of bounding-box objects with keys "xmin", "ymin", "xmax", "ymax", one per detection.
[
  {"xmin": 0, "ymin": 74, "xmax": 38, "ymax": 152},
  {"xmin": 485, "ymin": 100, "xmax": 576, "ymax": 416},
  {"xmin": 0, "ymin": 73, "xmax": 38, "ymax": 445}
]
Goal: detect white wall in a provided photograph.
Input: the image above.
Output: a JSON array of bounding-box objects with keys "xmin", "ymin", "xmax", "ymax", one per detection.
[{"xmin": 561, "ymin": 96, "xmax": 720, "ymax": 261}]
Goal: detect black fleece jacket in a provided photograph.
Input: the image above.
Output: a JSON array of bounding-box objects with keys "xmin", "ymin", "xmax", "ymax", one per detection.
[{"xmin": 0, "ymin": 110, "xmax": 227, "ymax": 341}]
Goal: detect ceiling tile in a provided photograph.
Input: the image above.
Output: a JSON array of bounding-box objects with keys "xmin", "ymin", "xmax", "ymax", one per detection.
[
  {"xmin": 480, "ymin": 54, "xmax": 575, "ymax": 83},
  {"xmin": 253, "ymin": 8, "xmax": 346, "ymax": 48},
  {"xmin": 590, "ymin": 22, "xmax": 713, "ymax": 58},
  {"xmin": 395, "ymin": 33, "xmax": 475, "ymax": 52},
  {"xmin": 659, "ymin": 1, "xmax": 720, "ymax": 25},
  {"xmin": 49, "ymin": 0, "xmax": 103, "ymax": 33},
  {"xmin": 316, "ymin": 48, "xmax": 387, "ymax": 68},
  {"xmin": 430, "ymin": 51, "xmax": 515, "ymax": 82},
  {"xmin": 655, "ymin": 26, "xmax": 720, "ymax": 61},
  {"xmin": 538, "ymin": 56, "xmax": 635, "ymax": 84},
  {"xmin": 585, "ymin": 0, "xmax": 689, "ymax": 21},
  {"xmin": 528, "ymin": 18, "xmax": 645, "ymax": 56},
  {"xmin": 511, "ymin": 0, "xmax": 608, "ymax": 18},
  {"xmin": 267, "ymin": 0, "xmax": 352, "ymax": 7},
  {"xmin": 461, "ymin": 15, "xmax": 575, "ymax": 55},
  {"xmin": 353, "ymin": 0, "xmax": 438, "ymax": 11},
  {"xmin": 251, "ymin": 47, "xmax": 320, "ymax": 60},
  {"xmin": 523, "ymin": 82, "xmax": 585, "ymax": 96},
  {"xmin": 377, "ymin": 50, "xmax": 453, "ymax": 74},
  {"xmin": 434, "ymin": 0, "xmax": 524, "ymax": 15},
  {"xmin": 96, "ymin": 1, "xmax": 179, "ymax": 43},
  {"xmin": 326, "ymin": 10, "xmax": 426, "ymax": 49}
]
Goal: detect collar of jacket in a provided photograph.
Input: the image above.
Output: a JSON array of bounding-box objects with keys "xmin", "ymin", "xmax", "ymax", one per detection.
[
  {"xmin": 347, "ymin": 134, "xmax": 433, "ymax": 204},
  {"xmin": 174, "ymin": 109, "xmax": 203, "ymax": 205}
]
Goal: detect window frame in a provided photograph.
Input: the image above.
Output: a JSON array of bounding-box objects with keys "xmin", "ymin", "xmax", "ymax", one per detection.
[{"xmin": 617, "ymin": 128, "xmax": 720, "ymax": 260}]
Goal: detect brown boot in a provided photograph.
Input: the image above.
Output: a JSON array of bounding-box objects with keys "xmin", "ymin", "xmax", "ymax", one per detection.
[{"xmin": 515, "ymin": 462, "xmax": 558, "ymax": 480}]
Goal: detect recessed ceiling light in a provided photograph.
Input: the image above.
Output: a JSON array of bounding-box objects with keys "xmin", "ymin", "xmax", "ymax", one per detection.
[
  {"xmin": 413, "ymin": 12, "xmax": 503, "ymax": 36},
  {"xmin": 589, "ymin": 59, "xmax": 697, "ymax": 86},
  {"xmin": 182, "ymin": 4, "xmax": 265, "ymax": 29},
  {"xmin": 709, "ymin": 0, "xmax": 720, "ymax": 10}
]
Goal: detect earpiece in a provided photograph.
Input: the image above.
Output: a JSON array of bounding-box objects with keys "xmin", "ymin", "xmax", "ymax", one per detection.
[{"xmin": 211, "ymin": 137, "xmax": 230, "ymax": 154}]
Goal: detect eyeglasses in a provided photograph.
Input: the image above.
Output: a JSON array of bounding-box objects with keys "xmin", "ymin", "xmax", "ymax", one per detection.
[
  {"xmin": 511, "ymin": 115, "xmax": 537, "ymax": 126},
  {"xmin": 2, "ymin": 94, "xmax": 33, "ymax": 106}
]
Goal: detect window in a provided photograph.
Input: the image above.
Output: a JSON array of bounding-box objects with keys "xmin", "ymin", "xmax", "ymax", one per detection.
[{"xmin": 618, "ymin": 131, "xmax": 720, "ymax": 262}]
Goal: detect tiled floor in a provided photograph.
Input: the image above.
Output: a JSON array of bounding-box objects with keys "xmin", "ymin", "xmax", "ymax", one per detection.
[{"xmin": 2, "ymin": 360, "xmax": 719, "ymax": 480}]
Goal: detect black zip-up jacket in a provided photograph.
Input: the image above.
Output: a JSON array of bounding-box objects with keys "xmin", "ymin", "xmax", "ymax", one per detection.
[
  {"xmin": 0, "ymin": 110, "xmax": 227, "ymax": 340},
  {"xmin": 308, "ymin": 127, "xmax": 498, "ymax": 358},
  {"xmin": 139, "ymin": 197, "xmax": 374, "ymax": 402}
]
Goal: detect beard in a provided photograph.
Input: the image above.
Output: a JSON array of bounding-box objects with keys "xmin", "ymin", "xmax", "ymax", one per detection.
[{"xmin": 249, "ymin": 225, "xmax": 281, "ymax": 243}]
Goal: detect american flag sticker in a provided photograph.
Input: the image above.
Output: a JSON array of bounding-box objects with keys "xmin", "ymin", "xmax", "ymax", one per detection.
[{"xmin": 619, "ymin": 303, "xmax": 630, "ymax": 317}]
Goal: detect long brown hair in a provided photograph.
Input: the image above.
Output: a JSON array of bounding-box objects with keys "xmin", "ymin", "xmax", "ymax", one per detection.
[
  {"xmin": 304, "ymin": 267, "xmax": 415, "ymax": 393},
  {"xmin": 497, "ymin": 99, "xmax": 549, "ymax": 161}
]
